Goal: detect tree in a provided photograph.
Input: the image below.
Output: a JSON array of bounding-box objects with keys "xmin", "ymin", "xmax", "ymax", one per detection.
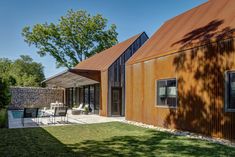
[
  {"xmin": 0, "ymin": 78, "xmax": 11, "ymax": 109},
  {"xmin": 0, "ymin": 58, "xmax": 16, "ymax": 86},
  {"xmin": 0, "ymin": 55, "xmax": 45, "ymax": 87},
  {"xmin": 11, "ymin": 55, "xmax": 45, "ymax": 87},
  {"xmin": 22, "ymin": 10, "xmax": 118, "ymax": 68}
]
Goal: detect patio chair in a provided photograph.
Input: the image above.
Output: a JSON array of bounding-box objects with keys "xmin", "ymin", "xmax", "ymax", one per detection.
[
  {"xmin": 21, "ymin": 108, "xmax": 39, "ymax": 126},
  {"xmin": 77, "ymin": 104, "xmax": 89, "ymax": 114},
  {"xmin": 50, "ymin": 102, "xmax": 64, "ymax": 110},
  {"xmin": 51, "ymin": 107, "xmax": 68, "ymax": 124},
  {"xmin": 71, "ymin": 103, "xmax": 84, "ymax": 115}
]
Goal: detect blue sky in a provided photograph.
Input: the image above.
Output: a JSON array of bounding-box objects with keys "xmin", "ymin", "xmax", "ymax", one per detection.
[{"xmin": 0, "ymin": 0, "xmax": 207, "ymax": 78}]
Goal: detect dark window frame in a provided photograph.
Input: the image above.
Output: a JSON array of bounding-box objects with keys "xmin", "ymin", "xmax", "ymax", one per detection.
[
  {"xmin": 156, "ymin": 78, "xmax": 178, "ymax": 108},
  {"xmin": 225, "ymin": 71, "xmax": 235, "ymax": 112}
]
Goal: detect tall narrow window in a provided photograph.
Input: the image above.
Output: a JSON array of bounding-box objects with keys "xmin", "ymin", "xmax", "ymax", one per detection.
[
  {"xmin": 95, "ymin": 84, "xmax": 100, "ymax": 110},
  {"xmin": 225, "ymin": 71, "xmax": 235, "ymax": 111},
  {"xmin": 84, "ymin": 86, "xmax": 89, "ymax": 105},
  {"xmin": 90, "ymin": 86, "xmax": 94, "ymax": 112},
  {"xmin": 157, "ymin": 79, "xmax": 177, "ymax": 107}
]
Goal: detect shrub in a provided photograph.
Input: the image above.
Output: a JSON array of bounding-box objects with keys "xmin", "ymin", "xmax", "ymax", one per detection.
[
  {"xmin": 0, "ymin": 109, "xmax": 7, "ymax": 128},
  {"xmin": 0, "ymin": 78, "xmax": 11, "ymax": 110}
]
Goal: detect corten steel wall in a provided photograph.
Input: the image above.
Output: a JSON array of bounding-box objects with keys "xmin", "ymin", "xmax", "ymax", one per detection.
[
  {"xmin": 99, "ymin": 71, "xmax": 108, "ymax": 116},
  {"xmin": 126, "ymin": 38, "xmax": 235, "ymax": 141}
]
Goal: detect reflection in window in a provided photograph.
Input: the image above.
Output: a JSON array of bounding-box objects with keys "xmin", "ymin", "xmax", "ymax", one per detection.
[
  {"xmin": 226, "ymin": 72, "xmax": 235, "ymax": 111},
  {"xmin": 157, "ymin": 79, "xmax": 177, "ymax": 107}
]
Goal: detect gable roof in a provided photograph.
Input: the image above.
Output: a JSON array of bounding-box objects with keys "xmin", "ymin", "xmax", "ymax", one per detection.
[
  {"xmin": 127, "ymin": 0, "xmax": 235, "ymax": 65},
  {"xmin": 74, "ymin": 32, "xmax": 144, "ymax": 71}
]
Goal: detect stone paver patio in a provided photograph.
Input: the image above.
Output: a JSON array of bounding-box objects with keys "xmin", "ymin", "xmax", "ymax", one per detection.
[{"xmin": 8, "ymin": 110, "xmax": 125, "ymax": 128}]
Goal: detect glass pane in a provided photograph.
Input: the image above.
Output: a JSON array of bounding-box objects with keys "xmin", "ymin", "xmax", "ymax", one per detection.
[
  {"xmin": 84, "ymin": 87, "xmax": 89, "ymax": 105},
  {"xmin": 167, "ymin": 80, "xmax": 177, "ymax": 97},
  {"xmin": 157, "ymin": 79, "xmax": 177, "ymax": 107},
  {"xmin": 73, "ymin": 88, "xmax": 76, "ymax": 106},
  {"xmin": 79, "ymin": 87, "xmax": 83, "ymax": 105},
  {"xmin": 229, "ymin": 73, "xmax": 235, "ymax": 109},
  {"xmin": 167, "ymin": 97, "xmax": 177, "ymax": 107},
  {"xmin": 167, "ymin": 79, "xmax": 177, "ymax": 106},
  {"xmin": 157, "ymin": 80, "xmax": 167, "ymax": 105},
  {"xmin": 112, "ymin": 90, "xmax": 120, "ymax": 112},
  {"xmin": 95, "ymin": 84, "xmax": 100, "ymax": 110},
  {"xmin": 90, "ymin": 86, "xmax": 94, "ymax": 112}
]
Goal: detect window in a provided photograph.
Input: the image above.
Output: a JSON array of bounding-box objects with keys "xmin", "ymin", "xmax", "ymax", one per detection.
[
  {"xmin": 90, "ymin": 86, "xmax": 94, "ymax": 112},
  {"xmin": 95, "ymin": 84, "xmax": 100, "ymax": 110},
  {"xmin": 225, "ymin": 71, "xmax": 235, "ymax": 111},
  {"xmin": 84, "ymin": 86, "xmax": 89, "ymax": 105},
  {"xmin": 157, "ymin": 79, "xmax": 177, "ymax": 107}
]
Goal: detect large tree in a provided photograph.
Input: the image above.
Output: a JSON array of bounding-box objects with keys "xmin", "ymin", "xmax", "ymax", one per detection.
[
  {"xmin": 0, "ymin": 55, "xmax": 45, "ymax": 87},
  {"xmin": 22, "ymin": 10, "xmax": 118, "ymax": 68}
]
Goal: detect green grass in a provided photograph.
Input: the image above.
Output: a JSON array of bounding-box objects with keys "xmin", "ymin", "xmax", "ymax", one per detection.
[
  {"xmin": 0, "ymin": 108, "xmax": 7, "ymax": 128},
  {"xmin": 0, "ymin": 122, "xmax": 234, "ymax": 157}
]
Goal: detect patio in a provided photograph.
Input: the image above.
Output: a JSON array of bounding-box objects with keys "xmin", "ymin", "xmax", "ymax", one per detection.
[{"xmin": 8, "ymin": 109, "xmax": 125, "ymax": 128}]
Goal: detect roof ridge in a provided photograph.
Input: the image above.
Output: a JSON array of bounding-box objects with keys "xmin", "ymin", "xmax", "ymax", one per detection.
[
  {"xmin": 74, "ymin": 32, "xmax": 145, "ymax": 71},
  {"xmin": 77, "ymin": 32, "xmax": 143, "ymax": 64},
  {"xmin": 164, "ymin": 1, "xmax": 210, "ymax": 24},
  {"xmin": 127, "ymin": 0, "xmax": 235, "ymax": 65}
]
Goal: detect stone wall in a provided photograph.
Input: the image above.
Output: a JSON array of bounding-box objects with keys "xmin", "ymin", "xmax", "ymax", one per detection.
[{"xmin": 9, "ymin": 87, "xmax": 64, "ymax": 109}]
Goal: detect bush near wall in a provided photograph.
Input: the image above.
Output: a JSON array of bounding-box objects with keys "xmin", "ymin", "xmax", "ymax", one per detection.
[
  {"xmin": 9, "ymin": 87, "xmax": 64, "ymax": 109},
  {"xmin": 0, "ymin": 109, "xmax": 7, "ymax": 128}
]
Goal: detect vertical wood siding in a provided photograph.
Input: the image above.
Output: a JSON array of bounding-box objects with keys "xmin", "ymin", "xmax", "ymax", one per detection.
[{"xmin": 126, "ymin": 38, "xmax": 235, "ymax": 141}]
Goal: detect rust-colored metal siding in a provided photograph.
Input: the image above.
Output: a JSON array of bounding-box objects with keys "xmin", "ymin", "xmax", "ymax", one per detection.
[
  {"xmin": 75, "ymin": 33, "xmax": 143, "ymax": 71},
  {"xmin": 128, "ymin": 0, "xmax": 235, "ymax": 65},
  {"xmin": 100, "ymin": 70, "xmax": 108, "ymax": 116},
  {"xmin": 126, "ymin": 39, "xmax": 235, "ymax": 141}
]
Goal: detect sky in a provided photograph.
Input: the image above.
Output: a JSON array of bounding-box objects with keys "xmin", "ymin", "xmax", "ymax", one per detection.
[{"xmin": 0, "ymin": 0, "xmax": 207, "ymax": 78}]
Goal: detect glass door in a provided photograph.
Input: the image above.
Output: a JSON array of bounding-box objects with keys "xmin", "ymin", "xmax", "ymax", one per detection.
[{"xmin": 111, "ymin": 87, "xmax": 122, "ymax": 116}]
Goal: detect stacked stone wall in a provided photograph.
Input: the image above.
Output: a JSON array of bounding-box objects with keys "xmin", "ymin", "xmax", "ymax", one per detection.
[{"xmin": 9, "ymin": 87, "xmax": 64, "ymax": 109}]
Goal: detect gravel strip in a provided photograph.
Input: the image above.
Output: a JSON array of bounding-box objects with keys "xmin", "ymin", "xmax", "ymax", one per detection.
[{"xmin": 122, "ymin": 120, "xmax": 235, "ymax": 147}]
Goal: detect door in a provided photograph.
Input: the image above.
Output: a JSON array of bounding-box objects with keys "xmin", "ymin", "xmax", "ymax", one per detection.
[{"xmin": 111, "ymin": 87, "xmax": 122, "ymax": 116}]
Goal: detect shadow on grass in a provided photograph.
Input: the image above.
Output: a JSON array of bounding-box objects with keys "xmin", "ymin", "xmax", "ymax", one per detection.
[
  {"xmin": 67, "ymin": 130, "xmax": 234, "ymax": 157},
  {"xmin": 0, "ymin": 125, "xmax": 234, "ymax": 157},
  {"xmin": 0, "ymin": 127, "xmax": 76, "ymax": 157}
]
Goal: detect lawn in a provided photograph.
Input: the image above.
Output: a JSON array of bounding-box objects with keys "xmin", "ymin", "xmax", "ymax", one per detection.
[{"xmin": 0, "ymin": 122, "xmax": 234, "ymax": 157}]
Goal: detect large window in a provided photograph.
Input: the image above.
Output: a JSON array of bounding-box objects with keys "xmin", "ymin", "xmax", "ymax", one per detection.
[
  {"xmin": 157, "ymin": 78, "xmax": 177, "ymax": 107},
  {"xmin": 225, "ymin": 71, "xmax": 235, "ymax": 111}
]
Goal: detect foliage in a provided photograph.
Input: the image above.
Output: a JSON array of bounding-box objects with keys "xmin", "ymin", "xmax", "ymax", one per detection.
[
  {"xmin": 22, "ymin": 10, "xmax": 118, "ymax": 68},
  {"xmin": 0, "ymin": 55, "xmax": 45, "ymax": 87},
  {"xmin": 0, "ymin": 109, "xmax": 7, "ymax": 128},
  {"xmin": 0, "ymin": 122, "xmax": 234, "ymax": 156},
  {"xmin": 84, "ymin": 105, "xmax": 89, "ymax": 114},
  {"xmin": 0, "ymin": 78, "xmax": 11, "ymax": 109}
]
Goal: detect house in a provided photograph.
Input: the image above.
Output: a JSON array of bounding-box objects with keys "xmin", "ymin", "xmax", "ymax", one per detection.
[
  {"xmin": 44, "ymin": 32, "xmax": 148, "ymax": 116},
  {"xmin": 125, "ymin": 0, "xmax": 235, "ymax": 141}
]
